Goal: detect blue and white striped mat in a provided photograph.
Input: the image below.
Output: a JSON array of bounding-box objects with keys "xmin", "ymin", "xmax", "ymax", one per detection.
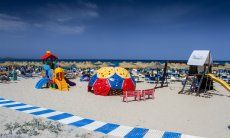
[{"xmin": 0, "ymin": 97, "xmax": 203, "ymax": 138}]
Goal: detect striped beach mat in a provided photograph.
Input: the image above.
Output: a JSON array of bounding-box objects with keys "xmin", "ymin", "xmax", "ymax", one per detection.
[{"xmin": 0, "ymin": 97, "xmax": 203, "ymax": 138}]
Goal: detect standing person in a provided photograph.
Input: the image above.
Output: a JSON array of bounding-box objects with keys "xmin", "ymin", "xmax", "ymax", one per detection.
[{"xmin": 12, "ymin": 66, "xmax": 17, "ymax": 81}]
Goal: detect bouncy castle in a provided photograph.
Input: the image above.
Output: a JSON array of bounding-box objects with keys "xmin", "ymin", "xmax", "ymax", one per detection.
[
  {"xmin": 88, "ymin": 67, "xmax": 136, "ymax": 96},
  {"xmin": 35, "ymin": 51, "xmax": 76, "ymax": 91}
]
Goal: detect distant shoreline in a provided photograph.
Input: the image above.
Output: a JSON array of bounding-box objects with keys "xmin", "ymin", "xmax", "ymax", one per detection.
[{"xmin": 0, "ymin": 58, "xmax": 229, "ymax": 65}]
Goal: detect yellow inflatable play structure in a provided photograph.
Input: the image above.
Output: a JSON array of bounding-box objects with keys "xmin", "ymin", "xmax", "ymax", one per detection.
[
  {"xmin": 206, "ymin": 74, "xmax": 230, "ymax": 92},
  {"xmin": 53, "ymin": 67, "xmax": 68, "ymax": 91}
]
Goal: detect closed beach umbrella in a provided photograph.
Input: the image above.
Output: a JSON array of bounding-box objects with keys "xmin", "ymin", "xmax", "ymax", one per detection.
[{"xmin": 88, "ymin": 67, "xmax": 136, "ymax": 96}]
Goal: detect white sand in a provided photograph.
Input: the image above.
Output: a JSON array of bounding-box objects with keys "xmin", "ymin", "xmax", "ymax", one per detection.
[{"xmin": 0, "ymin": 77, "xmax": 230, "ymax": 138}]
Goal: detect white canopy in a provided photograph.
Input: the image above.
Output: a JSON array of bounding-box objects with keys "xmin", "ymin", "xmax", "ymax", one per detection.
[{"xmin": 187, "ymin": 50, "xmax": 212, "ymax": 66}]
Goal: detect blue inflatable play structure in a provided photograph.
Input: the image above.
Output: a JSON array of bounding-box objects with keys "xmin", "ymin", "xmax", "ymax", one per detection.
[{"xmin": 35, "ymin": 65, "xmax": 52, "ymax": 89}]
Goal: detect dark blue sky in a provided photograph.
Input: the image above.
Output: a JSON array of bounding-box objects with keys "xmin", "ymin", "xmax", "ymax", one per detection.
[{"xmin": 0, "ymin": 0, "xmax": 229, "ymax": 60}]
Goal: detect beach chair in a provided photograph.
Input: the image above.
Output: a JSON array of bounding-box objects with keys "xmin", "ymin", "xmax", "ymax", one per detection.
[
  {"xmin": 142, "ymin": 88, "xmax": 155, "ymax": 100},
  {"xmin": 122, "ymin": 90, "xmax": 141, "ymax": 102}
]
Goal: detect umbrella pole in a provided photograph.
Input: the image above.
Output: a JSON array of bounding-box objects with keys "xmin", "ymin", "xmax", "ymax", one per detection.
[{"xmin": 161, "ymin": 61, "xmax": 168, "ymax": 87}]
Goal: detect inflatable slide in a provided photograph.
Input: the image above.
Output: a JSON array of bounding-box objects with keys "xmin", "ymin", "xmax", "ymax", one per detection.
[
  {"xmin": 35, "ymin": 78, "xmax": 49, "ymax": 89},
  {"xmin": 54, "ymin": 79, "xmax": 68, "ymax": 91},
  {"xmin": 207, "ymin": 74, "xmax": 230, "ymax": 92}
]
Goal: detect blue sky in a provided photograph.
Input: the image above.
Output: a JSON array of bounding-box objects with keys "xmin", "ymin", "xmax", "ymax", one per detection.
[{"xmin": 0, "ymin": 0, "xmax": 230, "ymax": 60}]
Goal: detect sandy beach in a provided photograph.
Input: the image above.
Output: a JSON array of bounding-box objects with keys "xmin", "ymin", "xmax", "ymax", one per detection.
[
  {"xmin": 1, "ymin": 0, "xmax": 230, "ymax": 137},
  {"xmin": 0, "ymin": 77, "xmax": 229, "ymax": 138}
]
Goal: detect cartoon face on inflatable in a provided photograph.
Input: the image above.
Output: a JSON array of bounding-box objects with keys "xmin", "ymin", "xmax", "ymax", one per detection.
[{"xmin": 88, "ymin": 67, "xmax": 136, "ymax": 96}]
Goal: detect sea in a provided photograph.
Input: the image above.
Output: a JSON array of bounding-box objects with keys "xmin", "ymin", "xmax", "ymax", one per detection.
[{"xmin": 0, "ymin": 58, "xmax": 229, "ymax": 66}]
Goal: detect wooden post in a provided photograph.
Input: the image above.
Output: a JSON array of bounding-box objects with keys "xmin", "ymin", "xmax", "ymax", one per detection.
[
  {"xmin": 197, "ymin": 65, "xmax": 207, "ymax": 93},
  {"xmin": 161, "ymin": 61, "xmax": 168, "ymax": 87},
  {"xmin": 157, "ymin": 68, "xmax": 159, "ymax": 83}
]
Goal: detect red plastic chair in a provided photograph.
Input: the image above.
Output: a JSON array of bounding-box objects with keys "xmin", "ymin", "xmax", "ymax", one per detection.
[
  {"xmin": 142, "ymin": 88, "xmax": 155, "ymax": 100},
  {"xmin": 122, "ymin": 90, "xmax": 141, "ymax": 102}
]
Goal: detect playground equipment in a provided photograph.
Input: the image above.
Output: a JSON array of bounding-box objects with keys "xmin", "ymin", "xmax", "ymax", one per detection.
[
  {"xmin": 88, "ymin": 67, "xmax": 136, "ymax": 96},
  {"xmin": 179, "ymin": 50, "xmax": 229, "ymax": 95},
  {"xmin": 53, "ymin": 67, "xmax": 69, "ymax": 91},
  {"xmin": 206, "ymin": 73, "xmax": 230, "ymax": 91},
  {"xmin": 35, "ymin": 51, "xmax": 76, "ymax": 91}
]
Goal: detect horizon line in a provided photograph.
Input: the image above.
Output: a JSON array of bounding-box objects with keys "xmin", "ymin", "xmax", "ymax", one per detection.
[{"xmin": 0, "ymin": 58, "xmax": 229, "ymax": 62}]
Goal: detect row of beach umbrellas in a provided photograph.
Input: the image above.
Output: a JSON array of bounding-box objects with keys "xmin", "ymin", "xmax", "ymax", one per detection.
[{"xmin": 0, "ymin": 61, "xmax": 229, "ymax": 70}]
